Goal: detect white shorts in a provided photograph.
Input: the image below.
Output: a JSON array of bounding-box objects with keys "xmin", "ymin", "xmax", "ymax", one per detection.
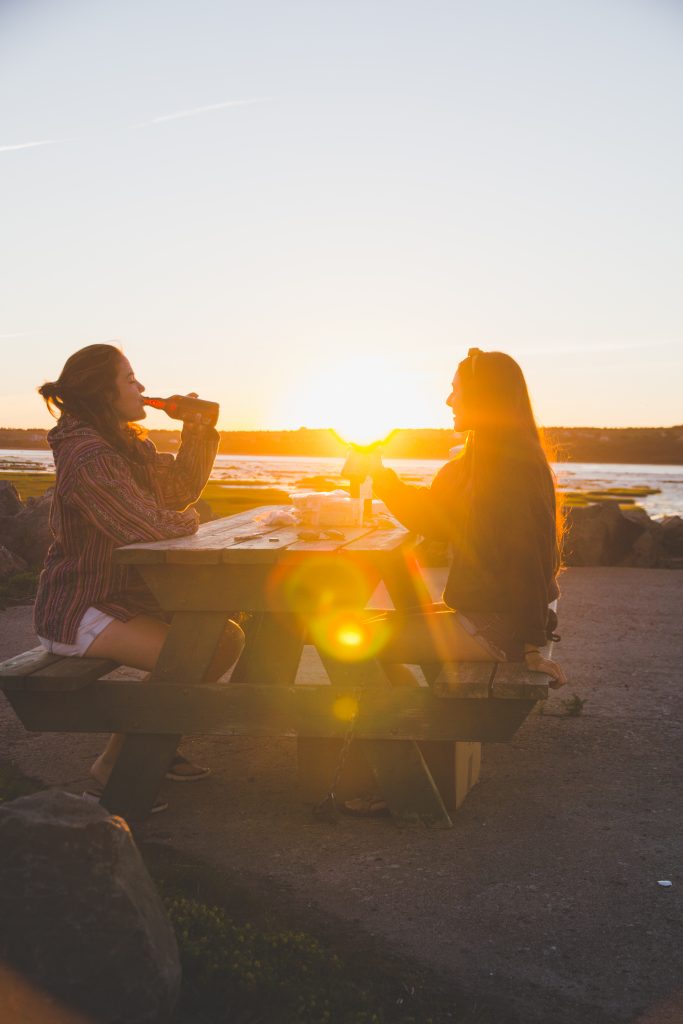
[{"xmin": 38, "ymin": 606, "xmax": 116, "ymax": 657}]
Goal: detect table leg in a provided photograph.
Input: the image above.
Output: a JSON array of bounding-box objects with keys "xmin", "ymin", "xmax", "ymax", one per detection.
[
  {"xmin": 230, "ymin": 612, "xmax": 306, "ymax": 687},
  {"xmin": 316, "ymin": 652, "xmax": 452, "ymax": 829},
  {"xmin": 100, "ymin": 611, "xmax": 229, "ymax": 820}
]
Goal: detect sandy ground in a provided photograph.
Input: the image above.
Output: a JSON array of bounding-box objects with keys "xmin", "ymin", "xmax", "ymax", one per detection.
[{"xmin": 1, "ymin": 567, "xmax": 682, "ymax": 1024}]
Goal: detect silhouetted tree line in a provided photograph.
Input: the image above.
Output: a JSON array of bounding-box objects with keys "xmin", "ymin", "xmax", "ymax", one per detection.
[{"xmin": 2, "ymin": 425, "xmax": 682, "ymax": 464}]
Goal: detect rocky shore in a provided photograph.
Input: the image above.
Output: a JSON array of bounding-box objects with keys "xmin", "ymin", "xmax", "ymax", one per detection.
[{"xmin": 1, "ymin": 481, "xmax": 682, "ymax": 600}]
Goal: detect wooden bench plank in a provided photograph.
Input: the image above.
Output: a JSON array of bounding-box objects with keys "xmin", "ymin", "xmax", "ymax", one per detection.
[
  {"xmin": 3, "ymin": 681, "xmax": 540, "ymax": 741},
  {"xmin": 0, "ymin": 650, "xmax": 118, "ymax": 692},
  {"xmin": 433, "ymin": 661, "xmax": 550, "ymax": 701},
  {"xmin": 490, "ymin": 662, "xmax": 549, "ymax": 700},
  {"xmin": 0, "ymin": 647, "xmax": 62, "ymax": 679},
  {"xmin": 432, "ymin": 662, "xmax": 496, "ymax": 698}
]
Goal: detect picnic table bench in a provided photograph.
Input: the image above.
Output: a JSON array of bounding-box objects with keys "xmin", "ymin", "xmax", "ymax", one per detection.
[{"xmin": 0, "ymin": 506, "xmax": 553, "ymax": 827}]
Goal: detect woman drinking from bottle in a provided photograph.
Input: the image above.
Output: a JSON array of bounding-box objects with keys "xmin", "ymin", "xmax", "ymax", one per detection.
[{"xmin": 34, "ymin": 343, "xmax": 244, "ymax": 804}]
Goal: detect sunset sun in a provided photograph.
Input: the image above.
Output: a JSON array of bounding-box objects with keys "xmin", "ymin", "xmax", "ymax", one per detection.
[{"xmin": 286, "ymin": 357, "xmax": 403, "ymax": 448}]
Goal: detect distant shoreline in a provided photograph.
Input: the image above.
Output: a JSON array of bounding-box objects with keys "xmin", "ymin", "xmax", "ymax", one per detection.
[{"xmin": 2, "ymin": 425, "xmax": 683, "ymax": 464}]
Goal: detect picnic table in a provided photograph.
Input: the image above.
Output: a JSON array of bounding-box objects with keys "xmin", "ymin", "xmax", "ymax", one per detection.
[{"xmin": 0, "ymin": 506, "xmax": 551, "ymax": 826}]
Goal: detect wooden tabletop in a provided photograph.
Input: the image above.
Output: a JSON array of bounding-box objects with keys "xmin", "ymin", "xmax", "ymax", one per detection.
[{"xmin": 114, "ymin": 505, "xmax": 412, "ymax": 566}]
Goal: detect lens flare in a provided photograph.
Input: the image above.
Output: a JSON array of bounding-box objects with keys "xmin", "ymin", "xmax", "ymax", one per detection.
[
  {"xmin": 336, "ymin": 623, "xmax": 365, "ymax": 647},
  {"xmin": 266, "ymin": 555, "xmax": 378, "ymax": 619},
  {"xmin": 309, "ymin": 610, "xmax": 392, "ymax": 662}
]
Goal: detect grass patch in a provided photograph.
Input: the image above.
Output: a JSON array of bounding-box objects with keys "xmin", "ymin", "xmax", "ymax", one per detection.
[
  {"xmin": 198, "ymin": 482, "xmax": 292, "ymax": 520},
  {"xmin": 142, "ymin": 844, "xmax": 468, "ymax": 1024},
  {"xmin": 561, "ymin": 694, "xmax": 588, "ymax": 717},
  {"xmin": 559, "ymin": 485, "xmax": 660, "ymax": 510},
  {"xmin": 0, "ymin": 471, "xmax": 55, "ymax": 501}
]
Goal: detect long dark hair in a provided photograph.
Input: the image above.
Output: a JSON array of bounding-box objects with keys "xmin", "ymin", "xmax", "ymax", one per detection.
[
  {"xmin": 454, "ymin": 349, "xmax": 563, "ymax": 571},
  {"xmin": 38, "ymin": 344, "xmax": 147, "ymax": 470}
]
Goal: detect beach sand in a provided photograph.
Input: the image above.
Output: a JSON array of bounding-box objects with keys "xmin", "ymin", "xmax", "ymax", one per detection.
[{"xmin": 1, "ymin": 567, "xmax": 682, "ymax": 1024}]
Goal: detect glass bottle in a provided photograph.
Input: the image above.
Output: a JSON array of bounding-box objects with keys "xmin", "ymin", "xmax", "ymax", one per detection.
[{"xmin": 143, "ymin": 395, "xmax": 219, "ymax": 428}]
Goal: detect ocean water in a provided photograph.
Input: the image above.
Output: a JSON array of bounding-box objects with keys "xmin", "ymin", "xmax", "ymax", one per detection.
[{"xmin": 2, "ymin": 449, "xmax": 682, "ymax": 520}]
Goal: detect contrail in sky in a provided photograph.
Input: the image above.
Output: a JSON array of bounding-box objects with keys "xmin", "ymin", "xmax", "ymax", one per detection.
[
  {"xmin": 1, "ymin": 97, "xmax": 268, "ymax": 153},
  {"xmin": 0, "ymin": 139, "xmax": 55, "ymax": 153},
  {"xmin": 137, "ymin": 97, "xmax": 269, "ymax": 126}
]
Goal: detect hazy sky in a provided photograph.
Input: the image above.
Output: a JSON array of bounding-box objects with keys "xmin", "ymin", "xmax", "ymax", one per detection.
[{"xmin": 2, "ymin": 0, "xmax": 682, "ymax": 436}]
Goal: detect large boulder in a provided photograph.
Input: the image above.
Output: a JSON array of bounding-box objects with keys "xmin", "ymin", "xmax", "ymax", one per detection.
[
  {"xmin": 618, "ymin": 507, "xmax": 663, "ymax": 567},
  {"xmin": 0, "ymin": 490, "xmax": 53, "ymax": 567},
  {"xmin": 0, "ymin": 480, "xmax": 23, "ymax": 517},
  {"xmin": 563, "ymin": 500, "xmax": 646, "ymax": 566},
  {"xmin": 0, "ymin": 544, "xmax": 28, "ymax": 579},
  {"xmin": 0, "ymin": 790, "xmax": 181, "ymax": 1024},
  {"xmin": 660, "ymin": 515, "xmax": 683, "ymax": 556}
]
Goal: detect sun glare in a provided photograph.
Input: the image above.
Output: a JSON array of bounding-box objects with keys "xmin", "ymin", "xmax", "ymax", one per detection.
[
  {"xmin": 284, "ymin": 357, "xmax": 401, "ymax": 448},
  {"xmin": 335, "ymin": 623, "xmax": 365, "ymax": 648}
]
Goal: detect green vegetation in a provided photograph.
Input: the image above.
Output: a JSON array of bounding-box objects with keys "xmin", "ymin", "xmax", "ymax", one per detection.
[
  {"xmin": 145, "ymin": 844, "xmax": 455, "ymax": 1024},
  {"xmin": 561, "ymin": 694, "xmax": 588, "ymax": 717},
  {"xmin": 558, "ymin": 486, "xmax": 660, "ymax": 509},
  {"xmin": 0, "ymin": 471, "xmax": 55, "ymax": 501},
  {"xmin": 198, "ymin": 481, "xmax": 291, "ymax": 519},
  {"xmin": 166, "ymin": 896, "xmax": 385, "ymax": 1023}
]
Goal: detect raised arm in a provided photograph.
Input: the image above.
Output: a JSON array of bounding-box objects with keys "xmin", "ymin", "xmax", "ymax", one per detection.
[
  {"xmin": 146, "ymin": 423, "xmax": 219, "ymax": 510},
  {"xmin": 371, "ymin": 459, "xmax": 465, "ymax": 541},
  {"xmin": 69, "ymin": 451, "xmax": 200, "ymax": 545}
]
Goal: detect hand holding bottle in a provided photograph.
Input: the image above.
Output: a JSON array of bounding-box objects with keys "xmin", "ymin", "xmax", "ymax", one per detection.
[{"xmin": 341, "ymin": 445, "xmax": 384, "ymax": 482}]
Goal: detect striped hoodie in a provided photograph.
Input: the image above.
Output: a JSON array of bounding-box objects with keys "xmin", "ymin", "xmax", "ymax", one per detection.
[{"xmin": 34, "ymin": 415, "xmax": 219, "ymax": 644}]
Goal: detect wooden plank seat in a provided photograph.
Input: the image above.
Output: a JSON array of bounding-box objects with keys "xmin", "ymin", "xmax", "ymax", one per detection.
[
  {"xmin": 1, "ymin": 646, "xmax": 550, "ymax": 824},
  {"xmin": 0, "ymin": 647, "xmax": 119, "ymax": 692}
]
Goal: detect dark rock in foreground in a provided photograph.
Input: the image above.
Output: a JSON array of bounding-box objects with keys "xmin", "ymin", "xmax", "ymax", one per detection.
[
  {"xmin": 0, "ymin": 489, "xmax": 53, "ymax": 568},
  {"xmin": 0, "ymin": 481, "xmax": 23, "ymax": 517},
  {"xmin": 0, "ymin": 790, "xmax": 181, "ymax": 1024},
  {"xmin": 0, "ymin": 544, "xmax": 28, "ymax": 578}
]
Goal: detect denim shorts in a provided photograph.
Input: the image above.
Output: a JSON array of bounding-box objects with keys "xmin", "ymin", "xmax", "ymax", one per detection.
[{"xmin": 37, "ymin": 606, "xmax": 115, "ymax": 657}]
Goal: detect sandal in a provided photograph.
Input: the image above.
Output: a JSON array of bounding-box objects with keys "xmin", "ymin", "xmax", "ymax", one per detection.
[
  {"xmin": 165, "ymin": 752, "xmax": 211, "ymax": 782},
  {"xmin": 82, "ymin": 790, "xmax": 169, "ymax": 816},
  {"xmin": 342, "ymin": 795, "xmax": 389, "ymax": 817}
]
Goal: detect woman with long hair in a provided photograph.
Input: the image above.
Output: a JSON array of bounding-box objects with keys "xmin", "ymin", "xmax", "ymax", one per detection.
[
  {"xmin": 359, "ymin": 347, "xmax": 567, "ymax": 689},
  {"xmin": 34, "ymin": 343, "xmax": 244, "ymax": 803}
]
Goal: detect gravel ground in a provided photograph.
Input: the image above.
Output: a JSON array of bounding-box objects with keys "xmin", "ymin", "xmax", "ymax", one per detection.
[{"xmin": 1, "ymin": 567, "xmax": 682, "ymax": 1024}]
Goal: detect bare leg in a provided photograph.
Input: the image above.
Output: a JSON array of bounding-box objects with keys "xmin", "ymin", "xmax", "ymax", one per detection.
[{"xmin": 85, "ymin": 614, "xmax": 244, "ymax": 784}]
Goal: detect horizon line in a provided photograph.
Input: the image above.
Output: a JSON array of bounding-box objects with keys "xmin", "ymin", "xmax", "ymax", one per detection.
[{"xmin": 1, "ymin": 424, "xmax": 682, "ymax": 433}]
